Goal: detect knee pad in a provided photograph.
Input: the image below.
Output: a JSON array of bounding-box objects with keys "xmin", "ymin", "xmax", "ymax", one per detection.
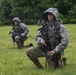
[{"xmin": 15, "ymin": 36, "xmax": 20, "ymax": 41}]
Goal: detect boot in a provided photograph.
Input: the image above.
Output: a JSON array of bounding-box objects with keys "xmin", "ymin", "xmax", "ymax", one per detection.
[
  {"xmin": 25, "ymin": 43, "xmax": 33, "ymax": 48},
  {"xmin": 62, "ymin": 57, "xmax": 67, "ymax": 66},
  {"xmin": 58, "ymin": 59, "xmax": 62, "ymax": 68},
  {"xmin": 21, "ymin": 41, "xmax": 24, "ymax": 47},
  {"xmin": 32, "ymin": 58, "xmax": 43, "ymax": 69}
]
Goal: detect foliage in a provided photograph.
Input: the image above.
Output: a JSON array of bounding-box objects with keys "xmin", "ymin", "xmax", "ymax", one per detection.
[{"xmin": 0, "ymin": 0, "xmax": 76, "ymax": 25}]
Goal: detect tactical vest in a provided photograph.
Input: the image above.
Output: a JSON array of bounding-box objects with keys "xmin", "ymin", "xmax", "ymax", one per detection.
[
  {"xmin": 40, "ymin": 22, "xmax": 61, "ymax": 50},
  {"xmin": 13, "ymin": 25, "xmax": 24, "ymax": 34}
]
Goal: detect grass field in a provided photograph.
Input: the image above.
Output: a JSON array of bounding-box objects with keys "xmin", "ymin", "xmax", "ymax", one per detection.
[{"xmin": 0, "ymin": 24, "xmax": 76, "ymax": 75}]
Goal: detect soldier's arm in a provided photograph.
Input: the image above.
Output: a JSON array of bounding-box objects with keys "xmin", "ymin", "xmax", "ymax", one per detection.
[
  {"xmin": 36, "ymin": 31, "xmax": 42, "ymax": 45},
  {"xmin": 9, "ymin": 27, "xmax": 14, "ymax": 35},
  {"xmin": 12, "ymin": 36, "xmax": 15, "ymax": 42},
  {"xmin": 21, "ymin": 23, "xmax": 29, "ymax": 35},
  {"xmin": 24, "ymin": 26, "xmax": 29, "ymax": 35},
  {"xmin": 54, "ymin": 25, "xmax": 69, "ymax": 53}
]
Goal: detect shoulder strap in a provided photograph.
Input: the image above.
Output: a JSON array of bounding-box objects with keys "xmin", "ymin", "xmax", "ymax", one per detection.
[{"xmin": 55, "ymin": 22, "xmax": 60, "ymax": 31}]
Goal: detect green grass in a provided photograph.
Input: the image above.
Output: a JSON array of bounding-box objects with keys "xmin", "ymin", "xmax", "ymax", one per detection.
[{"xmin": 0, "ymin": 24, "xmax": 76, "ymax": 75}]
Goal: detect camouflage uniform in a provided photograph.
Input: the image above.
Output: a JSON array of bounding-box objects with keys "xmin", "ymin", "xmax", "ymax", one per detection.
[
  {"xmin": 10, "ymin": 17, "xmax": 29, "ymax": 49},
  {"xmin": 26, "ymin": 8, "xmax": 69, "ymax": 69}
]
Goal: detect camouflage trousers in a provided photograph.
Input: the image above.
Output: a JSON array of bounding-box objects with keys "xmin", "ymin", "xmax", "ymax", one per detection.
[
  {"xmin": 13, "ymin": 35, "xmax": 27, "ymax": 49},
  {"xmin": 26, "ymin": 46, "xmax": 62, "ymax": 69}
]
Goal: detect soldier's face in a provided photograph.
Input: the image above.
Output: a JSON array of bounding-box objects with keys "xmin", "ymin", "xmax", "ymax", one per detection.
[
  {"xmin": 14, "ymin": 21, "xmax": 19, "ymax": 25},
  {"xmin": 48, "ymin": 13, "xmax": 55, "ymax": 21}
]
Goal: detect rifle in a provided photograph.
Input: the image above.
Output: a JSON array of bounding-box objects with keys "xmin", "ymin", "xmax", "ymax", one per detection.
[
  {"xmin": 38, "ymin": 20, "xmax": 52, "ymax": 68},
  {"xmin": 9, "ymin": 28, "xmax": 14, "ymax": 35}
]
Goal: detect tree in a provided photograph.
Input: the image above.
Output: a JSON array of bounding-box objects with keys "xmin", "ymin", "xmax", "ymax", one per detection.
[
  {"xmin": 68, "ymin": 5, "xmax": 76, "ymax": 23},
  {"xmin": 0, "ymin": 0, "xmax": 76, "ymax": 25},
  {"xmin": 0, "ymin": 0, "xmax": 12, "ymax": 25}
]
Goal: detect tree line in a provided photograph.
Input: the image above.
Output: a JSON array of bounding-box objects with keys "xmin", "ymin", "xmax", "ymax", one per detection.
[{"xmin": 0, "ymin": 0, "xmax": 76, "ymax": 25}]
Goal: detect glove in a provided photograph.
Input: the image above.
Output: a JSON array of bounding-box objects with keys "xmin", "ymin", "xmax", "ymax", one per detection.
[{"xmin": 49, "ymin": 50, "xmax": 55, "ymax": 56}]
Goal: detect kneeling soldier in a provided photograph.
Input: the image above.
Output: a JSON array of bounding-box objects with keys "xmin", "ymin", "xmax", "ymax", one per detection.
[
  {"xmin": 10, "ymin": 17, "xmax": 29, "ymax": 49},
  {"xmin": 26, "ymin": 8, "xmax": 69, "ymax": 69}
]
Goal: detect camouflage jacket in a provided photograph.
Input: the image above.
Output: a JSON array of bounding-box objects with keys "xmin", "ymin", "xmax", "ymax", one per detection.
[
  {"xmin": 36, "ymin": 8, "xmax": 69, "ymax": 54},
  {"xmin": 11, "ymin": 17, "xmax": 29, "ymax": 35},
  {"xmin": 36, "ymin": 23, "xmax": 69, "ymax": 54}
]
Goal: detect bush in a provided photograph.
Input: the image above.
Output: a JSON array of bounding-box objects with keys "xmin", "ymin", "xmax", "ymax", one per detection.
[
  {"xmin": 23, "ymin": 19, "xmax": 38, "ymax": 25},
  {"xmin": 70, "ymin": 19, "xmax": 76, "ymax": 24}
]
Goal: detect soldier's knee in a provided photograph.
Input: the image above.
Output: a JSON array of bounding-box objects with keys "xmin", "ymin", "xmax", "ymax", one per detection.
[
  {"xmin": 26, "ymin": 48, "xmax": 32, "ymax": 55},
  {"xmin": 26, "ymin": 50, "xmax": 30, "ymax": 56},
  {"xmin": 15, "ymin": 36, "xmax": 20, "ymax": 41},
  {"xmin": 26, "ymin": 47, "xmax": 34, "ymax": 57}
]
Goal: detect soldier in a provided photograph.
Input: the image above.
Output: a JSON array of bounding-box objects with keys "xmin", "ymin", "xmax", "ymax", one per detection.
[
  {"xmin": 26, "ymin": 8, "xmax": 69, "ymax": 69},
  {"xmin": 10, "ymin": 17, "xmax": 29, "ymax": 49}
]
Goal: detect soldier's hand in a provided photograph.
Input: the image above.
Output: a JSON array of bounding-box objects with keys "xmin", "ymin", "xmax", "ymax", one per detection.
[
  {"xmin": 40, "ymin": 38, "xmax": 46, "ymax": 46},
  {"xmin": 49, "ymin": 50, "xmax": 55, "ymax": 56}
]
